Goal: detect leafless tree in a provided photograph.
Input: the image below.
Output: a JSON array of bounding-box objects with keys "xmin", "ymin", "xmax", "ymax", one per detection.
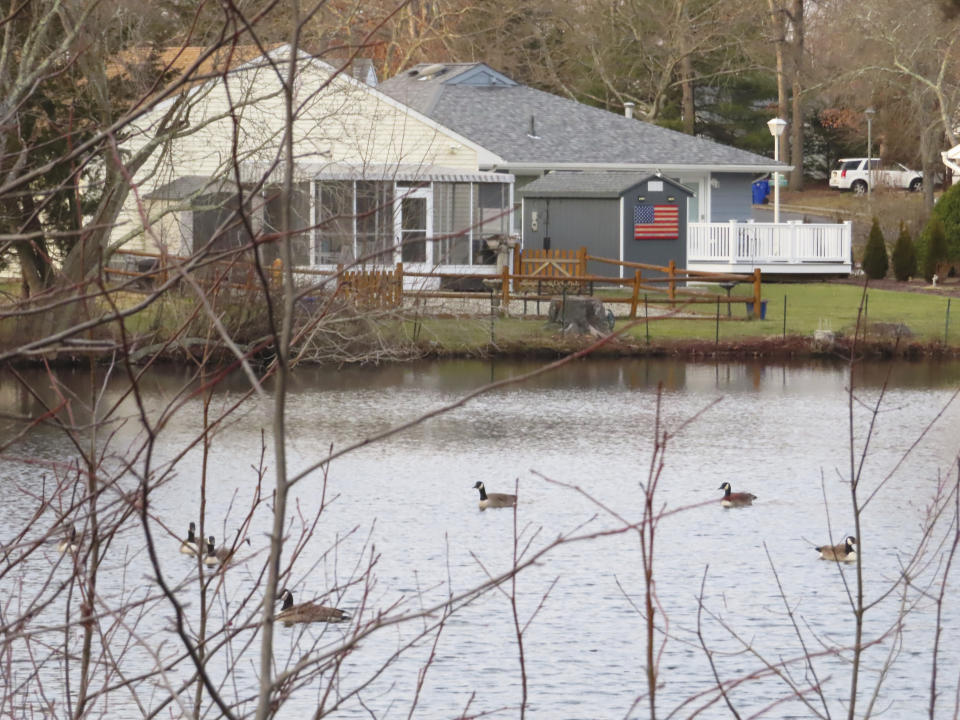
[{"xmin": 2, "ymin": 3, "xmax": 960, "ymax": 720}]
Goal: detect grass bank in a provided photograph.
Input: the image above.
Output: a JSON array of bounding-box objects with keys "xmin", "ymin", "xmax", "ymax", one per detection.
[
  {"xmin": 2, "ymin": 280, "xmax": 958, "ymax": 364},
  {"xmin": 406, "ymin": 280, "xmax": 959, "ymax": 360}
]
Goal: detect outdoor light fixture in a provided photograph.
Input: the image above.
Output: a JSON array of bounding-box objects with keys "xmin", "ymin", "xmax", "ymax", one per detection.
[
  {"xmin": 767, "ymin": 117, "xmax": 788, "ymax": 223},
  {"xmin": 865, "ymin": 107, "xmax": 876, "ymax": 200}
]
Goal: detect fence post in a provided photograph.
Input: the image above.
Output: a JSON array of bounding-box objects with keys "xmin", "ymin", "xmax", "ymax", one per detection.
[
  {"xmin": 396, "ymin": 262, "xmax": 404, "ymax": 306},
  {"xmin": 630, "ymin": 270, "xmax": 641, "ymax": 319},
  {"xmin": 501, "ymin": 263, "xmax": 510, "ymax": 313},
  {"xmin": 946, "ymin": 298, "xmax": 951, "ymax": 345},
  {"xmin": 668, "ymin": 259, "xmax": 676, "ymax": 300},
  {"xmin": 752, "ymin": 268, "xmax": 762, "ymax": 319},
  {"xmin": 512, "ymin": 244, "xmax": 521, "ymax": 293}
]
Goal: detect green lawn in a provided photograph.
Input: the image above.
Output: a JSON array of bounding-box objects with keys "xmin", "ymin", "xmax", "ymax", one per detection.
[
  {"xmin": 693, "ymin": 282, "xmax": 953, "ymax": 343},
  {"xmin": 421, "ymin": 282, "xmax": 957, "ymax": 348}
]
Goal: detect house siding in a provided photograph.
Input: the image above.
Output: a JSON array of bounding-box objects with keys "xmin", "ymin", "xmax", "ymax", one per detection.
[
  {"xmin": 522, "ymin": 197, "xmax": 619, "ymax": 262},
  {"xmin": 115, "ymin": 49, "xmax": 482, "ymax": 254},
  {"xmin": 707, "ymin": 172, "xmax": 753, "ymax": 222}
]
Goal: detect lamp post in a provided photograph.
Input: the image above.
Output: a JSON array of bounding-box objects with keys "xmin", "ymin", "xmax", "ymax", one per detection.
[
  {"xmin": 865, "ymin": 107, "xmax": 875, "ymax": 200},
  {"xmin": 767, "ymin": 118, "xmax": 788, "ymax": 223}
]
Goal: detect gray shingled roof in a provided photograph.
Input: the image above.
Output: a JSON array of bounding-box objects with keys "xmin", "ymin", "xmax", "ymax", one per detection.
[
  {"xmin": 519, "ymin": 172, "xmax": 693, "ymax": 198},
  {"xmin": 378, "ymin": 63, "xmax": 779, "ymax": 170}
]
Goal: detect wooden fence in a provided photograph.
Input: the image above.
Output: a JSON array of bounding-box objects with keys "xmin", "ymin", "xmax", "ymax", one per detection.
[
  {"xmin": 337, "ymin": 265, "xmax": 403, "ymax": 309},
  {"xmin": 106, "ymin": 248, "xmax": 765, "ymax": 318}
]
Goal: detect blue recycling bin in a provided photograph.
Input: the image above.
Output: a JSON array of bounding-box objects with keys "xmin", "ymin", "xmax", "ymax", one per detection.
[{"xmin": 751, "ymin": 179, "xmax": 770, "ymax": 204}]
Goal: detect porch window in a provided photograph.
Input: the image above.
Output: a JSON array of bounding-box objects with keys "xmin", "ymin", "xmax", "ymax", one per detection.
[
  {"xmin": 261, "ymin": 182, "xmax": 311, "ymax": 266},
  {"xmin": 356, "ymin": 181, "xmax": 393, "ymax": 264},
  {"xmin": 474, "ymin": 182, "xmax": 509, "ymax": 265},
  {"xmin": 310, "ymin": 178, "xmax": 512, "ymax": 266},
  {"xmin": 433, "ymin": 183, "xmax": 471, "ymax": 264},
  {"xmin": 315, "ymin": 181, "xmax": 355, "ymax": 264}
]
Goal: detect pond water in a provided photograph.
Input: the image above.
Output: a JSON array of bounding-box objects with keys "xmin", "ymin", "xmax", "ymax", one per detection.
[{"xmin": 1, "ymin": 357, "xmax": 959, "ymax": 718}]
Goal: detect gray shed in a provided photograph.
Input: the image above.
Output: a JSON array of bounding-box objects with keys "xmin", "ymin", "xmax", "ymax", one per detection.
[{"xmin": 519, "ymin": 172, "xmax": 693, "ymax": 277}]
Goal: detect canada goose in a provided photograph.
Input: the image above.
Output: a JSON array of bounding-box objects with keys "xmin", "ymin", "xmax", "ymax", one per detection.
[
  {"xmin": 816, "ymin": 536, "xmax": 858, "ymax": 562},
  {"xmin": 203, "ymin": 536, "xmax": 220, "ymax": 567},
  {"xmin": 718, "ymin": 482, "xmax": 757, "ymax": 508},
  {"xmin": 213, "ymin": 534, "xmax": 251, "ymax": 566},
  {"xmin": 473, "ymin": 481, "xmax": 517, "ymax": 511},
  {"xmin": 275, "ymin": 588, "xmax": 350, "ymax": 625},
  {"xmin": 180, "ymin": 522, "xmax": 199, "ymax": 555},
  {"xmin": 57, "ymin": 524, "xmax": 79, "ymax": 553}
]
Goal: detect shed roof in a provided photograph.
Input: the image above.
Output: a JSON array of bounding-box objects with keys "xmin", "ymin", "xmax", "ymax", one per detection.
[{"xmin": 519, "ymin": 172, "xmax": 693, "ymax": 198}]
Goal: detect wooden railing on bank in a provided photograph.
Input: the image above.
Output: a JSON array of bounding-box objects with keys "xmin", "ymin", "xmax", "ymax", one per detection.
[{"xmin": 106, "ymin": 248, "xmax": 764, "ymax": 318}]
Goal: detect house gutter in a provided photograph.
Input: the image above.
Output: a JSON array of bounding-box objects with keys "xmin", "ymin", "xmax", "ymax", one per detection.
[{"xmin": 483, "ymin": 161, "xmax": 793, "ymax": 174}]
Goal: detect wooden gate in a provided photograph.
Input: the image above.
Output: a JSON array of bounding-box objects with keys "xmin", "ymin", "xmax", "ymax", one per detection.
[
  {"xmin": 514, "ymin": 247, "xmax": 587, "ymax": 291},
  {"xmin": 517, "ymin": 248, "xmax": 586, "ymax": 278}
]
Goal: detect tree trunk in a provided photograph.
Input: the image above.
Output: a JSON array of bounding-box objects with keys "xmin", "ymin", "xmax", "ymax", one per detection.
[
  {"xmin": 767, "ymin": 0, "xmax": 790, "ymax": 167},
  {"xmin": 679, "ymin": 1, "xmax": 695, "ymax": 135},
  {"xmin": 680, "ymin": 54, "xmax": 695, "ymax": 135},
  {"xmin": 788, "ymin": 0, "xmax": 804, "ymax": 190}
]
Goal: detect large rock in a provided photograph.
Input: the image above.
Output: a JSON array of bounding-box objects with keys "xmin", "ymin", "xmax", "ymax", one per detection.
[{"xmin": 548, "ymin": 295, "xmax": 613, "ymax": 335}]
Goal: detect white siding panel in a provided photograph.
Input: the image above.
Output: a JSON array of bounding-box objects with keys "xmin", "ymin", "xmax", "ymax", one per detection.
[{"xmin": 115, "ymin": 49, "xmax": 480, "ymax": 252}]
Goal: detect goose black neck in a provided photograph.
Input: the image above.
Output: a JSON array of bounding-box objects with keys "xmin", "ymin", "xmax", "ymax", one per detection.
[
  {"xmin": 187, "ymin": 527, "xmax": 196, "ymax": 543},
  {"xmin": 477, "ymin": 485, "xmax": 488, "ymax": 500},
  {"xmin": 722, "ymin": 486, "xmax": 731, "ymax": 498},
  {"xmin": 281, "ymin": 592, "xmax": 293, "ymax": 610}
]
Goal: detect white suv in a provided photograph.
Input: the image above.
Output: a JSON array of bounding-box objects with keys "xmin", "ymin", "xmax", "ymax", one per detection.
[{"xmin": 829, "ymin": 158, "xmax": 922, "ymax": 194}]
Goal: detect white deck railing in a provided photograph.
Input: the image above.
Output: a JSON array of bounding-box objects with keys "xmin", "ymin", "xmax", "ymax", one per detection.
[{"xmin": 688, "ymin": 220, "xmax": 852, "ymax": 265}]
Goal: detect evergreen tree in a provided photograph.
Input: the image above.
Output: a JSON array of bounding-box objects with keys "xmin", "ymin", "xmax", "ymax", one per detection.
[
  {"xmin": 921, "ymin": 217, "xmax": 949, "ymax": 282},
  {"xmin": 891, "ymin": 222, "xmax": 917, "ymax": 281},
  {"xmin": 922, "ymin": 181, "xmax": 960, "ymax": 265},
  {"xmin": 861, "ymin": 217, "xmax": 889, "ymax": 279}
]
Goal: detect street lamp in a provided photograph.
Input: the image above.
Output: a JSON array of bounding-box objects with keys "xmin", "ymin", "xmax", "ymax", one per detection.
[
  {"xmin": 767, "ymin": 117, "xmax": 788, "ymax": 223},
  {"xmin": 865, "ymin": 107, "xmax": 875, "ymax": 200}
]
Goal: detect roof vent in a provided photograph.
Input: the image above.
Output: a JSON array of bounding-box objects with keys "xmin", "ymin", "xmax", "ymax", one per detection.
[
  {"xmin": 418, "ymin": 63, "xmax": 447, "ymax": 80},
  {"xmin": 527, "ymin": 114, "xmax": 541, "ymax": 140},
  {"xmin": 407, "ymin": 69, "xmax": 419, "ymax": 77},
  {"xmin": 624, "ymin": 102, "xmax": 635, "ymax": 119}
]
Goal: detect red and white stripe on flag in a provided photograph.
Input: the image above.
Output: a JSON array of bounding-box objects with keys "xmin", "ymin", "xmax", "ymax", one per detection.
[{"xmin": 633, "ymin": 204, "xmax": 679, "ymax": 240}]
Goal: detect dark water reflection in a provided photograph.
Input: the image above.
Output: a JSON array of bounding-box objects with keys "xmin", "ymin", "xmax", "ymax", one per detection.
[{"xmin": 1, "ymin": 358, "xmax": 959, "ymax": 718}]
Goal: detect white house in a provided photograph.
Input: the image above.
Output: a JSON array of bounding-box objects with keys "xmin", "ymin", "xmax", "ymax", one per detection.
[
  {"xmin": 114, "ymin": 45, "xmax": 514, "ymax": 282},
  {"xmin": 116, "ymin": 48, "xmax": 849, "ymax": 280}
]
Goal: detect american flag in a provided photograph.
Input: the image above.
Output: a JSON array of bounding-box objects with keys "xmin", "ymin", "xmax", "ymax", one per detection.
[{"xmin": 633, "ymin": 204, "xmax": 679, "ymax": 240}]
